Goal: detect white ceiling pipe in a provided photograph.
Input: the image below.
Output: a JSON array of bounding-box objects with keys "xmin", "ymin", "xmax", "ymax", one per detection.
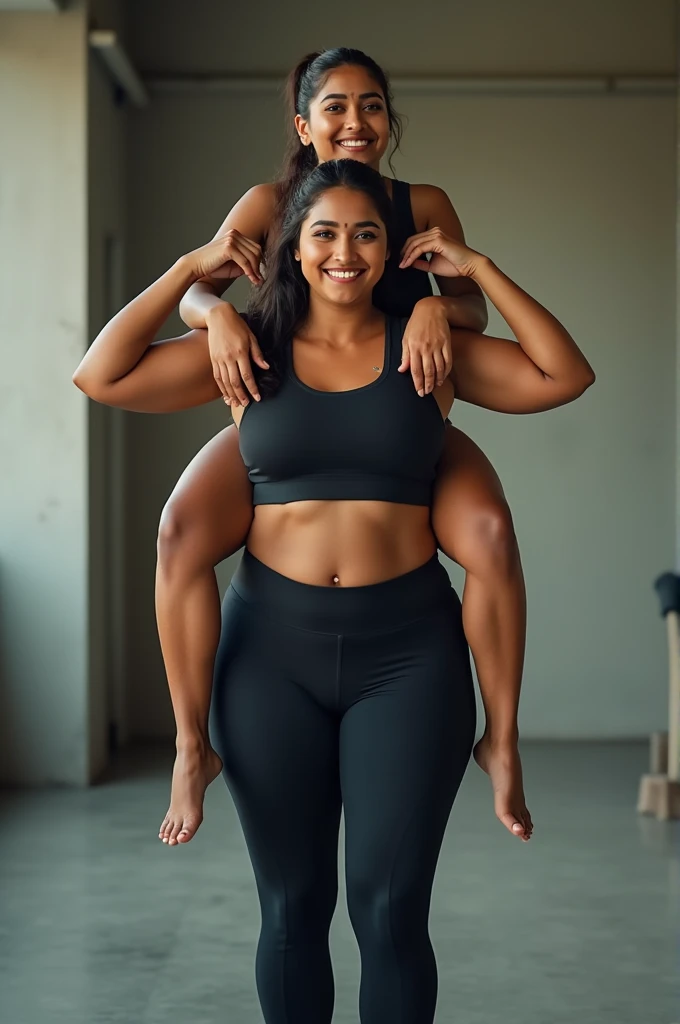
[{"xmin": 89, "ymin": 29, "xmax": 149, "ymax": 108}]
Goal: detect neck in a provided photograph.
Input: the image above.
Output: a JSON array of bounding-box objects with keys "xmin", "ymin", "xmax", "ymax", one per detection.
[{"xmin": 300, "ymin": 293, "xmax": 382, "ymax": 344}]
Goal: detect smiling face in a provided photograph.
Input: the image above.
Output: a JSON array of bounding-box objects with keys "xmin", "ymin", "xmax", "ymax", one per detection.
[
  {"xmin": 294, "ymin": 185, "xmax": 388, "ymax": 306},
  {"xmin": 295, "ymin": 65, "xmax": 391, "ymax": 170}
]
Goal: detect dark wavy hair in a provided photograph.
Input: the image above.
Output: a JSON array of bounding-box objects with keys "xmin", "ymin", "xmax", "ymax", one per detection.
[
  {"xmin": 274, "ymin": 48, "xmax": 404, "ymax": 225},
  {"xmin": 247, "ymin": 159, "xmax": 395, "ymax": 396}
]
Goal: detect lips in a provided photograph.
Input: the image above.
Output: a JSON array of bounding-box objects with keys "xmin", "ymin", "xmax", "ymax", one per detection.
[
  {"xmin": 336, "ymin": 138, "xmax": 373, "ymax": 150},
  {"xmin": 323, "ymin": 268, "xmax": 366, "ymax": 280}
]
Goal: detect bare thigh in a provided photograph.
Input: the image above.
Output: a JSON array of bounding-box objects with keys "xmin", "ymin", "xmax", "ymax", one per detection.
[{"xmin": 160, "ymin": 424, "xmax": 254, "ymax": 565}]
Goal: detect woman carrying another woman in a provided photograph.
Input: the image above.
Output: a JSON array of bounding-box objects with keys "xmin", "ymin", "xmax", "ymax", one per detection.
[
  {"xmin": 154, "ymin": 48, "xmax": 533, "ymax": 847},
  {"xmin": 73, "ymin": 158, "xmax": 593, "ymax": 1024}
]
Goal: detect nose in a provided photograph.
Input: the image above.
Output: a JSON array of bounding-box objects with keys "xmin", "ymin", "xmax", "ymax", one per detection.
[
  {"xmin": 333, "ymin": 233, "xmax": 357, "ymax": 265},
  {"xmin": 343, "ymin": 103, "xmax": 364, "ymax": 132}
]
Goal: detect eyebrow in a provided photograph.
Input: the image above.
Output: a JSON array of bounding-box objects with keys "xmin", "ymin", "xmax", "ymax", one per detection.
[
  {"xmin": 309, "ymin": 220, "xmax": 382, "ymax": 229},
  {"xmin": 319, "ymin": 92, "xmax": 384, "ymax": 103}
]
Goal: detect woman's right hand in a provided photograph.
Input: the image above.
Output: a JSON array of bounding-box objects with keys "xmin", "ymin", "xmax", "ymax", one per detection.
[
  {"xmin": 184, "ymin": 229, "xmax": 268, "ymax": 405},
  {"xmin": 206, "ymin": 302, "xmax": 269, "ymax": 406},
  {"xmin": 186, "ymin": 229, "xmax": 264, "ymax": 286}
]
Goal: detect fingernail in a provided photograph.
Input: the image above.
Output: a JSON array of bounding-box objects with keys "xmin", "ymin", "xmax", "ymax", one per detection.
[
  {"xmin": 512, "ymin": 823, "xmax": 522, "ymax": 832},
  {"xmin": 418, "ymin": 389, "xmax": 424, "ymax": 397},
  {"xmin": 254, "ymin": 395, "xmax": 261, "ymax": 402}
]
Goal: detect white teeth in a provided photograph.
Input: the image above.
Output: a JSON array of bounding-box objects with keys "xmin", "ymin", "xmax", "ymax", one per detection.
[
  {"xmin": 338, "ymin": 140, "xmax": 370, "ymax": 148},
  {"xmin": 326, "ymin": 270, "xmax": 361, "ymax": 279}
]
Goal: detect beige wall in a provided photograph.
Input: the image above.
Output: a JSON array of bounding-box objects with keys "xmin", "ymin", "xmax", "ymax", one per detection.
[
  {"xmin": 125, "ymin": 0, "xmax": 676, "ymax": 77},
  {"xmin": 0, "ymin": 6, "xmax": 91, "ymax": 783},
  {"xmin": 0, "ymin": 1, "xmax": 128, "ymax": 783}
]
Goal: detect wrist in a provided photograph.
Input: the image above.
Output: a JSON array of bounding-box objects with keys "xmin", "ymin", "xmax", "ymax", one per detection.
[
  {"xmin": 415, "ymin": 295, "xmax": 448, "ymax": 316},
  {"xmin": 205, "ymin": 299, "xmax": 238, "ymax": 327},
  {"xmin": 468, "ymin": 254, "xmax": 493, "ymax": 282},
  {"xmin": 173, "ymin": 254, "xmax": 202, "ymax": 286}
]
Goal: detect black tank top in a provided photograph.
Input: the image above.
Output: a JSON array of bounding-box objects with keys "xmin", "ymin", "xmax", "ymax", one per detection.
[
  {"xmin": 239, "ymin": 315, "xmax": 446, "ymax": 506},
  {"xmin": 373, "ymin": 179, "xmax": 434, "ymax": 316}
]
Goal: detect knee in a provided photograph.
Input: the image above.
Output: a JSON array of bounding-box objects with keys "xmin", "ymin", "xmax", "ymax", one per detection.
[
  {"xmin": 156, "ymin": 495, "xmax": 197, "ymax": 574},
  {"xmin": 261, "ymin": 878, "xmax": 338, "ymax": 941},
  {"xmin": 454, "ymin": 500, "xmax": 520, "ymax": 578},
  {"xmin": 346, "ymin": 873, "xmax": 426, "ymax": 947}
]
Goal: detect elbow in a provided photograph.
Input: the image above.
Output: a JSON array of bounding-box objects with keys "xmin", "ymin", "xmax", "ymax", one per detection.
[
  {"xmin": 72, "ymin": 366, "xmax": 106, "ymax": 403},
  {"xmin": 577, "ymin": 363, "xmax": 596, "ymax": 395},
  {"xmin": 563, "ymin": 364, "xmax": 595, "ymax": 403}
]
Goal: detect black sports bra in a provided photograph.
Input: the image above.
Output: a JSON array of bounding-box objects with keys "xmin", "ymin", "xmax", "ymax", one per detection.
[
  {"xmin": 238, "ymin": 316, "xmax": 447, "ymax": 507},
  {"xmin": 373, "ymin": 179, "xmax": 434, "ymax": 316}
]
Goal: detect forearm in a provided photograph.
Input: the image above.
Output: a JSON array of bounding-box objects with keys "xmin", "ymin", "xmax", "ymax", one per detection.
[
  {"xmin": 431, "ymin": 291, "xmax": 488, "ymax": 333},
  {"xmin": 179, "ymin": 280, "xmax": 233, "ymax": 330},
  {"xmin": 471, "ymin": 257, "xmax": 593, "ymax": 383},
  {"xmin": 74, "ymin": 257, "xmax": 197, "ymax": 388}
]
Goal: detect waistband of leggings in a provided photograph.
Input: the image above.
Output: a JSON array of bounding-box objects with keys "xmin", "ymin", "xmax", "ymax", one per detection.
[{"xmin": 230, "ymin": 549, "xmax": 455, "ymax": 634}]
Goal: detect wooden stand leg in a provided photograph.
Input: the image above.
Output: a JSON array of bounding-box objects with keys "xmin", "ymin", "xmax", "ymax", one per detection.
[
  {"xmin": 637, "ymin": 774, "xmax": 680, "ymax": 820},
  {"xmin": 649, "ymin": 731, "xmax": 669, "ymax": 773},
  {"xmin": 637, "ymin": 611, "xmax": 680, "ymax": 819}
]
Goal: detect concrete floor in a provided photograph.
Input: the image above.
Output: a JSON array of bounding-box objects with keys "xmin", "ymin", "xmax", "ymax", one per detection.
[{"xmin": 0, "ymin": 741, "xmax": 677, "ymax": 1024}]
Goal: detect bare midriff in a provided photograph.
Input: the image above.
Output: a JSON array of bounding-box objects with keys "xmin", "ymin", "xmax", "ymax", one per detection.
[{"xmin": 246, "ymin": 500, "xmax": 437, "ymax": 587}]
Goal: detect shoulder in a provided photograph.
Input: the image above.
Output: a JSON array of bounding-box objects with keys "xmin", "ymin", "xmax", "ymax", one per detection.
[
  {"xmin": 217, "ymin": 182, "xmax": 278, "ymax": 246},
  {"xmin": 407, "ymin": 183, "xmax": 464, "ymax": 238},
  {"xmin": 235, "ymin": 181, "xmax": 278, "ymax": 224}
]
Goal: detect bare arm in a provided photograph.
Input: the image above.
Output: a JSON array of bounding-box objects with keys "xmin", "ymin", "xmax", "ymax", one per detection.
[
  {"xmin": 410, "ymin": 183, "xmax": 488, "ymax": 333},
  {"xmin": 179, "ymin": 182, "xmax": 276, "ymax": 330},
  {"xmin": 73, "ymin": 254, "xmax": 223, "ymax": 413},
  {"xmin": 450, "ymin": 257, "xmax": 595, "ymax": 413}
]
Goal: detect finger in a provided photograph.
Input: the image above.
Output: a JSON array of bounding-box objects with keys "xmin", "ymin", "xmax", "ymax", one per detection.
[
  {"xmin": 399, "ymin": 229, "xmax": 436, "ymax": 257},
  {"xmin": 218, "ymin": 367, "xmax": 238, "ymax": 407},
  {"xmin": 442, "ymin": 340, "xmax": 454, "ymax": 379},
  {"xmin": 398, "ymin": 343, "xmax": 410, "ymax": 373},
  {"xmin": 410, "ymin": 352, "xmax": 426, "ymax": 396},
  {"xmin": 231, "ymin": 249, "xmax": 262, "ymax": 286},
  {"xmin": 410, "ymin": 259, "xmax": 432, "ymax": 273},
  {"xmin": 420, "ymin": 354, "xmax": 436, "ymax": 395},
  {"xmin": 433, "ymin": 349, "xmax": 447, "ymax": 387},
  {"xmin": 227, "ymin": 364, "xmax": 250, "ymax": 407},
  {"xmin": 400, "ymin": 232, "xmax": 438, "ymax": 268},
  {"xmin": 250, "ymin": 336, "xmax": 270, "ymax": 370},
  {"xmin": 237, "ymin": 238, "xmax": 264, "ymax": 283},
  {"xmin": 237, "ymin": 355, "xmax": 261, "ymax": 402},
  {"xmin": 212, "ymin": 362, "xmax": 229, "ymax": 399}
]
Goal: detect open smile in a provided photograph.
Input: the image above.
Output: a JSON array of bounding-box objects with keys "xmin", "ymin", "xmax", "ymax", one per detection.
[
  {"xmin": 323, "ymin": 268, "xmax": 366, "ymax": 281},
  {"xmin": 335, "ymin": 139, "xmax": 374, "ymax": 151}
]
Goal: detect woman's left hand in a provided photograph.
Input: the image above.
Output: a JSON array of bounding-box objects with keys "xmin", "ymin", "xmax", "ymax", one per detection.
[
  {"xmin": 399, "ymin": 297, "xmax": 453, "ymax": 394},
  {"xmin": 399, "ymin": 228, "xmax": 482, "ymax": 278}
]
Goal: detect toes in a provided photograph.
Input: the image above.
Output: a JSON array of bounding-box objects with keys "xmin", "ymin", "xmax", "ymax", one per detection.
[
  {"xmin": 499, "ymin": 812, "xmax": 525, "ymax": 838},
  {"xmin": 167, "ymin": 819, "xmax": 183, "ymax": 846},
  {"xmin": 177, "ymin": 814, "xmax": 202, "ymax": 844},
  {"xmin": 159, "ymin": 815, "xmax": 170, "ymax": 840},
  {"xmin": 161, "ymin": 818, "xmax": 174, "ymax": 844}
]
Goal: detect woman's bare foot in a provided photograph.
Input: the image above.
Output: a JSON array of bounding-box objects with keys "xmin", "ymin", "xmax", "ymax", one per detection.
[
  {"xmin": 158, "ymin": 742, "xmax": 223, "ymax": 846},
  {"xmin": 473, "ymin": 733, "xmax": 533, "ymax": 841}
]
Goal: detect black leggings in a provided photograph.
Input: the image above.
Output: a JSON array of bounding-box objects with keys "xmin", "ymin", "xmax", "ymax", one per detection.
[{"xmin": 210, "ymin": 551, "xmax": 476, "ymax": 1024}]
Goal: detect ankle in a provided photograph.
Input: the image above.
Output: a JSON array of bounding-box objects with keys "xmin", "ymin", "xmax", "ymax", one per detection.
[
  {"xmin": 481, "ymin": 727, "xmax": 519, "ymax": 751},
  {"xmin": 176, "ymin": 734, "xmax": 210, "ymax": 756}
]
